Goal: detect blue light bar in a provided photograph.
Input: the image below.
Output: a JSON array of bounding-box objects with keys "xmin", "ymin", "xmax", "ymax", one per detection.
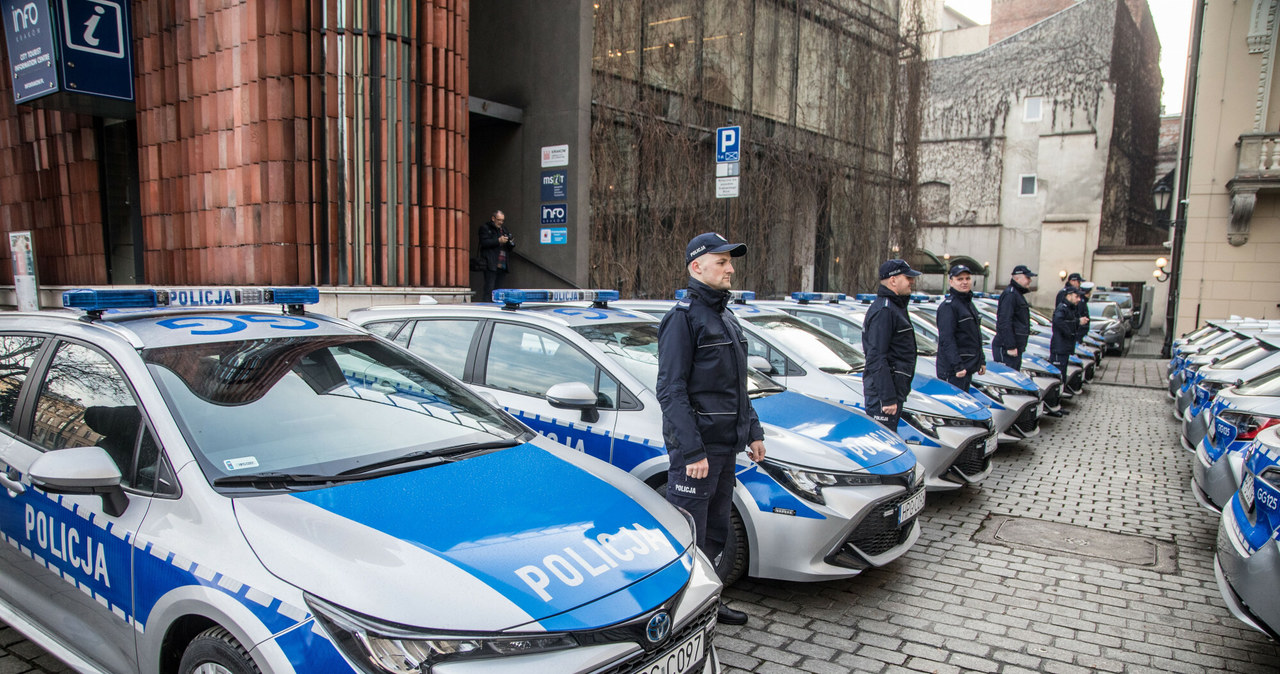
[
  {"xmin": 492, "ymin": 289, "xmax": 621, "ymax": 307},
  {"xmin": 909, "ymin": 292, "xmax": 932, "ymax": 301},
  {"xmin": 792, "ymin": 292, "xmax": 846, "ymax": 303},
  {"xmin": 62, "ymin": 287, "xmax": 320, "ymax": 313},
  {"xmin": 854, "ymin": 293, "xmax": 877, "ymax": 302}
]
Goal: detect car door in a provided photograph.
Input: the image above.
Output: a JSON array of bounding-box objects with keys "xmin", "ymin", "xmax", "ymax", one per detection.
[
  {"xmin": 472, "ymin": 321, "xmax": 621, "ymax": 464},
  {"xmin": 0, "ymin": 336, "xmax": 166, "ymax": 674}
]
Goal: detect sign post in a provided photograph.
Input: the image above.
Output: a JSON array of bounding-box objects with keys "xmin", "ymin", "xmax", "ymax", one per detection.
[{"xmin": 715, "ymin": 126, "xmax": 740, "ymax": 199}]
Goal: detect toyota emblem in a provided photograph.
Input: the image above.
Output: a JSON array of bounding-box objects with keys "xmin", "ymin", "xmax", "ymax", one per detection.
[{"xmin": 646, "ymin": 611, "xmax": 672, "ymax": 643}]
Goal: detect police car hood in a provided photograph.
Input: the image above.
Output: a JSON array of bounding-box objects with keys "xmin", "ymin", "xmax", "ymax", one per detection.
[
  {"xmin": 753, "ymin": 391, "xmax": 915, "ymax": 473},
  {"xmin": 234, "ymin": 441, "xmax": 692, "ymax": 631}
]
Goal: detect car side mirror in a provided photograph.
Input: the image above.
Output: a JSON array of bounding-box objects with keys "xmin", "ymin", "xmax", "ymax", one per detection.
[
  {"xmin": 748, "ymin": 355, "xmax": 775, "ymax": 375},
  {"xmin": 546, "ymin": 382, "xmax": 601, "ymax": 423},
  {"xmin": 28, "ymin": 446, "xmax": 129, "ymax": 517}
]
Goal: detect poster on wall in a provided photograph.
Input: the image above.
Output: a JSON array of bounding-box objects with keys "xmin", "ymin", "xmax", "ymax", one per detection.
[{"xmin": 9, "ymin": 231, "xmax": 39, "ymax": 311}]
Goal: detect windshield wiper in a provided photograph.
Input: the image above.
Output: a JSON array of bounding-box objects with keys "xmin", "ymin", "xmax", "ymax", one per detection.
[
  {"xmin": 212, "ymin": 472, "xmax": 369, "ymax": 488},
  {"xmin": 819, "ymin": 366, "xmax": 858, "ymax": 375},
  {"xmin": 336, "ymin": 437, "xmax": 524, "ymax": 476}
]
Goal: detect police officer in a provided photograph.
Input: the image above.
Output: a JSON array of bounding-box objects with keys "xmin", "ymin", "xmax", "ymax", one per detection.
[
  {"xmin": 657, "ymin": 232, "xmax": 766, "ymax": 626},
  {"xmin": 861, "ymin": 259, "xmax": 920, "ymax": 430},
  {"xmin": 1056, "ymin": 273, "xmax": 1089, "ymax": 343},
  {"xmin": 992, "ymin": 264, "xmax": 1036, "ymax": 371},
  {"xmin": 1076, "ymin": 281, "xmax": 1093, "ymax": 344},
  {"xmin": 935, "ymin": 264, "xmax": 985, "ymax": 392},
  {"xmin": 1051, "ymin": 287, "xmax": 1087, "ymax": 395}
]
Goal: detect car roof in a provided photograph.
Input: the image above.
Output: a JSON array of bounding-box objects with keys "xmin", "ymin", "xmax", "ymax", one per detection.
[
  {"xmin": 2, "ymin": 306, "xmax": 360, "ymax": 350},
  {"xmin": 348, "ymin": 302, "xmax": 658, "ymax": 328}
]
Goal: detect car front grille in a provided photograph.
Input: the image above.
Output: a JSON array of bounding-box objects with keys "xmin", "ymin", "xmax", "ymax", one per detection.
[
  {"xmin": 1083, "ymin": 362, "xmax": 1096, "ymax": 381},
  {"xmin": 1042, "ymin": 381, "xmax": 1062, "ymax": 407},
  {"xmin": 596, "ymin": 600, "xmax": 718, "ymax": 674},
  {"xmin": 1012, "ymin": 404, "xmax": 1039, "ymax": 433},
  {"xmin": 1067, "ymin": 370, "xmax": 1084, "ymax": 392},
  {"xmin": 827, "ymin": 487, "xmax": 922, "ymax": 567},
  {"xmin": 949, "ymin": 433, "xmax": 991, "ymax": 478}
]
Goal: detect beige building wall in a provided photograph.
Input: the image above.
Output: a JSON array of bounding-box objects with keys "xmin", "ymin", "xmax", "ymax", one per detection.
[{"xmin": 1177, "ymin": 0, "xmax": 1280, "ymax": 334}]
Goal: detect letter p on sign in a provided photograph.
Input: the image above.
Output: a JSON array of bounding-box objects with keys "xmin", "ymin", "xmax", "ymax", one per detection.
[{"xmin": 716, "ymin": 126, "xmax": 740, "ymax": 163}]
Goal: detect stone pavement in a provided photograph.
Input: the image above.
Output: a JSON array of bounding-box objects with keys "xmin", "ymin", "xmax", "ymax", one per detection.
[
  {"xmin": 715, "ymin": 363, "xmax": 1280, "ymax": 673},
  {"xmin": 1091, "ymin": 356, "xmax": 1169, "ymax": 389}
]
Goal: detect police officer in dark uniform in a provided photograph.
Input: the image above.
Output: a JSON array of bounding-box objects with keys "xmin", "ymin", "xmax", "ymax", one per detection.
[
  {"xmin": 992, "ymin": 264, "xmax": 1036, "ymax": 371},
  {"xmin": 1051, "ymin": 287, "xmax": 1086, "ymax": 393},
  {"xmin": 935, "ymin": 264, "xmax": 985, "ymax": 392},
  {"xmin": 861, "ymin": 259, "xmax": 920, "ymax": 430},
  {"xmin": 657, "ymin": 232, "xmax": 766, "ymax": 626},
  {"xmin": 1055, "ymin": 272, "xmax": 1089, "ymax": 344}
]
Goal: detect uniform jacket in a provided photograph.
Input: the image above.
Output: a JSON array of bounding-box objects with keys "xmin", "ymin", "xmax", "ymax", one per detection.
[
  {"xmin": 1050, "ymin": 301, "xmax": 1079, "ymax": 354},
  {"xmin": 861, "ymin": 285, "xmax": 917, "ymax": 409},
  {"xmin": 1056, "ymin": 285, "xmax": 1088, "ymax": 343},
  {"xmin": 993, "ymin": 281, "xmax": 1031, "ymax": 353},
  {"xmin": 935, "ymin": 289, "xmax": 985, "ymax": 378},
  {"xmin": 478, "ymin": 220, "xmax": 515, "ymax": 271},
  {"xmin": 657, "ymin": 278, "xmax": 764, "ymax": 465}
]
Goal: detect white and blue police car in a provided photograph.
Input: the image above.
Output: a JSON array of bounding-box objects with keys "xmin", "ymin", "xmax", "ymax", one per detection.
[
  {"xmin": 0, "ymin": 287, "xmax": 722, "ymax": 674},
  {"xmin": 1216, "ymin": 425, "xmax": 1280, "ymax": 640},
  {"xmin": 613, "ymin": 295, "xmax": 996, "ymax": 492},
  {"xmin": 347, "ymin": 290, "xmax": 927, "ymax": 585},
  {"xmin": 1192, "ymin": 368, "xmax": 1280, "ymax": 512}
]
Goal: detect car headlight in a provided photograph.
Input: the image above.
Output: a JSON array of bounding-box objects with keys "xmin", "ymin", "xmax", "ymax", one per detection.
[
  {"xmin": 758, "ymin": 460, "xmax": 884, "ymax": 505},
  {"xmin": 308, "ymin": 595, "xmax": 577, "ymax": 673},
  {"xmin": 900, "ymin": 411, "xmax": 980, "ymax": 438},
  {"xmin": 973, "ymin": 383, "xmax": 1003, "ymax": 404}
]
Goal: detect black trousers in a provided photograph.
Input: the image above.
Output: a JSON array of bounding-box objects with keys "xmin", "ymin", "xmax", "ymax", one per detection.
[
  {"xmin": 992, "ymin": 346, "xmax": 1021, "ymax": 372},
  {"xmin": 866, "ymin": 403, "xmax": 903, "ymax": 432},
  {"xmin": 666, "ymin": 452, "xmax": 737, "ymax": 578},
  {"xmin": 1050, "ymin": 352, "xmax": 1072, "ymax": 388},
  {"xmin": 941, "ymin": 371, "xmax": 974, "ymax": 393},
  {"xmin": 480, "ymin": 268, "xmax": 507, "ymax": 301}
]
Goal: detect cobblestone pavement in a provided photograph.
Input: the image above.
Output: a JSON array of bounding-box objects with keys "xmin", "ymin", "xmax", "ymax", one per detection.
[
  {"xmin": 3, "ymin": 359, "xmax": 1278, "ymax": 674},
  {"xmin": 716, "ymin": 360, "xmax": 1280, "ymax": 673},
  {"xmin": 1091, "ymin": 356, "xmax": 1168, "ymax": 389}
]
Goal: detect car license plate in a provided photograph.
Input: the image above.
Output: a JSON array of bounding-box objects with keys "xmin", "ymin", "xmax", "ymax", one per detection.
[
  {"xmin": 1242, "ymin": 473, "xmax": 1255, "ymax": 511},
  {"xmin": 640, "ymin": 629, "xmax": 704, "ymax": 674},
  {"xmin": 1195, "ymin": 387, "xmax": 1208, "ymax": 407},
  {"xmin": 985, "ymin": 433, "xmax": 997, "ymax": 455},
  {"xmin": 1213, "ymin": 418, "xmax": 1236, "ymax": 446},
  {"xmin": 898, "ymin": 489, "xmax": 926, "ymax": 526}
]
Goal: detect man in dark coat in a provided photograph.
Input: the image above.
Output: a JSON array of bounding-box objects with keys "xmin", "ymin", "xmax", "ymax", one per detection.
[
  {"xmin": 992, "ymin": 264, "xmax": 1036, "ymax": 371},
  {"xmin": 478, "ymin": 210, "xmax": 514, "ymax": 300},
  {"xmin": 861, "ymin": 259, "xmax": 920, "ymax": 430},
  {"xmin": 935, "ymin": 264, "xmax": 985, "ymax": 392},
  {"xmin": 657, "ymin": 232, "xmax": 766, "ymax": 625},
  {"xmin": 1055, "ymin": 272, "xmax": 1089, "ymax": 343},
  {"xmin": 1050, "ymin": 287, "xmax": 1087, "ymax": 392}
]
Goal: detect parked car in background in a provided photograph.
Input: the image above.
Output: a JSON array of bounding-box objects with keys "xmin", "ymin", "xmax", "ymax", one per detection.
[
  {"xmin": 1087, "ymin": 301, "xmax": 1128, "ymax": 354},
  {"xmin": 1092, "ymin": 288, "xmax": 1136, "ymax": 335}
]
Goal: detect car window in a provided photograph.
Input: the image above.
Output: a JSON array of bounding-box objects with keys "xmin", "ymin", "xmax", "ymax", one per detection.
[
  {"xmin": 743, "ymin": 314, "xmax": 864, "ymax": 374},
  {"xmin": 744, "ymin": 333, "xmax": 794, "ymax": 376},
  {"xmin": 0, "ymin": 335, "xmax": 44, "ymax": 432},
  {"xmin": 793, "ymin": 311, "xmax": 862, "ymax": 344},
  {"xmin": 1215, "ymin": 343, "xmax": 1275, "ymax": 370},
  {"xmin": 30, "ymin": 342, "xmax": 148, "ymax": 487},
  {"xmin": 485, "ymin": 323, "xmax": 607, "ymax": 404},
  {"xmin": 1237, "ymin": 367, "xmax": 1280, "ymax": 396},
  {"xmin": 404, "ymin": 319, "xmax": 479, "ymax": 379},
  {"xmin": 362, "ymin": 320, "xmax": 404, "ymax": 340},
  {"xmin": 144, "ymin": 336, "xmax": 526, "ymax": 483}
]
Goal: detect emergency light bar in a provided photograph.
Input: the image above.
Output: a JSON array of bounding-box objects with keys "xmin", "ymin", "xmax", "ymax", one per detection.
[
  {"xmin": 854, "ymin": 294, "xmax": 876, "ymax": 302},
  {"xmin": 791, "ymin": 292, "xmax": 846, "ymax": 304},
  {"xmin": 909, "ymin": 292, "xmax": 933, "ymax": 301},
  {"xmin": 674, "ymin": 289, "xmax": 756, "ymax": 302},
  {"xmin": 492, "ymin": 289, "xmax": 621, "ymax": 309},
  {"xmin": 62, "ymin": 287, "xmax": 321, "ymax": 314}
]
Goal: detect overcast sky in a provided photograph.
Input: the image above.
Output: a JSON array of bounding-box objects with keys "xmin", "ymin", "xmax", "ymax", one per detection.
[{"xmin": 943, "ymin": 0, "xmax": 1195, "ymax": 113}]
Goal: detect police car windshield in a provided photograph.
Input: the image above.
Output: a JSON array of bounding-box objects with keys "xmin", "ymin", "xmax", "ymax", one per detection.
[
  {"xmin": 742, "ymin": 315, "xmax": 865, "ymax": 373},
  {"xmin": 572, "ymin": 322, "xmax": 784, "ymax": 396},
  {"xmin": 1088, "ymin": 303, "xmax": 1118, "ymax": 320},
  {"xmin": 1237, "ymin": 367, "xmax": 1280, "ymax": 396},
  {"xmin": 144, "ymin": 336, "xmax": 527, "ymax": 485},
  {"xmin": 1215, "ymin": 343, "xmax": 1276, "ymax": 370},
  {"xmin": 1096, "ymin": 293, "xmax": 1133, "ymax": 309}
]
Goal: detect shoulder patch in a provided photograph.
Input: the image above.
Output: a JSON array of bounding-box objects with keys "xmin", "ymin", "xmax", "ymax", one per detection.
[{"xmin": 674, "ymin": 298, "xmax": 692, "ymax": 310}]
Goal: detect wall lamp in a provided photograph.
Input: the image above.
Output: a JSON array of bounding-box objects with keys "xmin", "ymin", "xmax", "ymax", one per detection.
[{"xmin": 1153, "ymin": 257, "xmax": 1169, "ymax": 283}]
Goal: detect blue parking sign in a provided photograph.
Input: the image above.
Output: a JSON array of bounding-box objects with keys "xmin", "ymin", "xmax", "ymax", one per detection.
[
  {"xmin": 716, "ymin": 126, "xmax": 740, "ymax": 163},
  {"xmin": 58, "ymin": 0, "xmax": 133, "ymax": 101}
]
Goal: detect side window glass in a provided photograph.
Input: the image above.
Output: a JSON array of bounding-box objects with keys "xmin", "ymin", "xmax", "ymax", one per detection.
[
  {"xmin": 485, "ymin": 324, "xmax": 600, "ymax": 400},
  {"xmin": 132, "ymin": 426, "xmax": 178, "ymax": 496},
  {"xmin": 0, "ymin": 335, "xmax": 44, "ymax": 432},
  {"xmin": 745, "ymin": 334, "xmax": 788, "ymax": 375},
  {"xmin": 363, "ymin": 321, "xmax": 404, "ymax": 340},
  {"xmin": 405, "ymin": 320, "xmax": 479, "ymax": 379},
  {"xmin": 597, "ymin": 371, "xmax": 620, "ymax": 410},
  {"xmin": 31, "ymin": 343, "xmax": 142, "ymax": 487}
]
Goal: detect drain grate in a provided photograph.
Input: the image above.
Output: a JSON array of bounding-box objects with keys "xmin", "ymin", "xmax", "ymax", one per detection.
[{"xmin": 974, "ymin": 515, "xmax": 1177, "ymax": 572}]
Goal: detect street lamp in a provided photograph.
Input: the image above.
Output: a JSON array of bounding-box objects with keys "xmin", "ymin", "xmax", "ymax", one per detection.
[
  {"xmin": 1058, "ymin": 269, "xmax": 1068, "ymax": 282},
  {"xmin": 983, "ymin": 261, "xmax": 990, "ymax": 293},
  {"xmin": 1152, "ymin": 182, "xmax": 1172, "ymax": 217},
  {"xmin": 1154, "ymin": 181, "xmax": 1185, "ymax": 359},
  {"xmin": 1153, "ymin": 257, "xmax": 1169, "ymax": 282}
]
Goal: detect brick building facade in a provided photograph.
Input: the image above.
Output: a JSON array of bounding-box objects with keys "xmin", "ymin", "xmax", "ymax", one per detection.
[{"xmin": 1, "ymin": 0, "xmax": 470, "ymax": 295}]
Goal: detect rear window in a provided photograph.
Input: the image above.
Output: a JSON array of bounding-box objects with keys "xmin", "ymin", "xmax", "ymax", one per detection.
[
  {"xmin": 1237, "ymin": 367, "xmax": 1280, "ymax": 397},
  {"xmin": 1214, "ymin": 343, "xmax": 1276, "ymax": 371}
]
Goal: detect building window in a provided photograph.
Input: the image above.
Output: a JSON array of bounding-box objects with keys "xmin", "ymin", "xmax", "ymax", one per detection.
[
  {"xmin": 1024, "ymin": 97, "xmax": 1043, "ymax": 122},
  {"xmin": 1019, "ymin": 175, "xmax": 1037, "ymax": 196}
]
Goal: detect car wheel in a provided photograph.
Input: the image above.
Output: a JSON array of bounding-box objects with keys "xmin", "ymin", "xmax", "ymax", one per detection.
[
  {"xmin": 655, "ymin": 480, "xmax": 748, "ymax": 585},
  {"xmin": 179, "ymin": 627, "xmax": 261, "ymax": 674}
]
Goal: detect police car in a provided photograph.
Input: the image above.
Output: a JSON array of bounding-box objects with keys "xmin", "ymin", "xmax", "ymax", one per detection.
[
  {"xmin": 757, "ymin": 293, "xmax": 1042, "ymax": 443},
  {"xmin": 347, "ymin": 290, "xmax": 926, "ymax": 585},
  {"xmin": 0, "ymin": 288, "xmax": 722, "ymax": 674},
  {"xmin": 1173, "ymin": 327, "xmax": 1280, "ymax": 422},
  {"xmin": 1215, "ymin": 424, "xmax": 1280, "ymax": 640},
  {"xmin": 961, "ymin": 297, "xmax": 1095, "ymax": 390},
  {"xmin": 1169, "ymin": 322, "xmax": 1279, "ymax": 401},
  {"xmin": 1192, "ymin": 368, "xmax": 1280, "ymax": 512},
  {"xmin": 1181, "ymin": 334, "xmax": 1280, "ymax": 452},
  {"xmin": 614, "ymin": 295, "xmax": 996, "ymax": 492}
]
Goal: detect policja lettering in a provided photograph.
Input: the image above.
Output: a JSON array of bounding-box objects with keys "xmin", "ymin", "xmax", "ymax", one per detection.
[
  {"xmin": 25, "ymin": 505, "xmax": 111, "ymax": 587},
  {"xmin": 514, "ymin": 524, "xmax": 674, "ymax": 601}
]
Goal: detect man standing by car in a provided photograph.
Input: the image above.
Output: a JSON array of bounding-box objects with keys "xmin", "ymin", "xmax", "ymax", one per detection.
[
  {"xmin": 935, "ymin": 264, "xmax": 985, "ymax": 392},
  {"xmin": 993, "ymin": 264, "xmax": 1036, "ymax": 371},
  {"xmin": 862, "ymin": 259, "xmax": 920, "ymax": 430},
  {"xmin": 1051, "ymin": 287, "xmax": 1087, "ymax": 391},
  {"xmin": 657, "ymin": 232, "xmax": 766, "ymax": 625}
]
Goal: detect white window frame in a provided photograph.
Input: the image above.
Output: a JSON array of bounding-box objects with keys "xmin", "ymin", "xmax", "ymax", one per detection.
[
  {"xmin": 1024, "ymin": 96, "xmax": 1043, "ymax": 122},
  {"xmin": 1019, "ymin": 174, "xmax": 1038, "ymax": 197}
]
